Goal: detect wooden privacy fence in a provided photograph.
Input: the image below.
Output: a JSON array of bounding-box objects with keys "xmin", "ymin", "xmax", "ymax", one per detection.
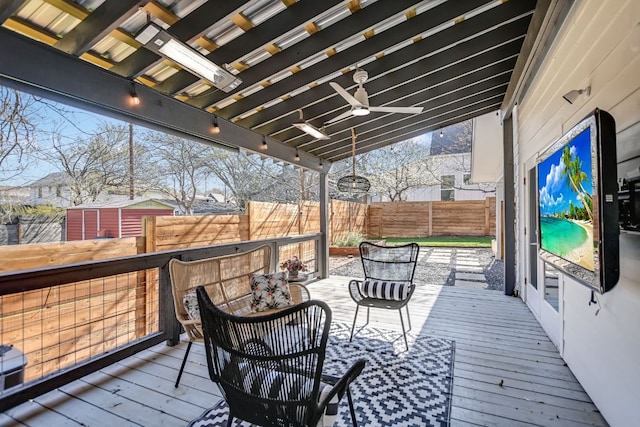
[
  {"xmin": 142, "ymin": 200, "xmax": 368, "ymax": 253},
  {"xmin": 0, "ymin": 197, "xmax": 493, "ymax": 382},
  {"xmin": 368, "ymin": 197, "xmax": 496, "ymax": 237}
]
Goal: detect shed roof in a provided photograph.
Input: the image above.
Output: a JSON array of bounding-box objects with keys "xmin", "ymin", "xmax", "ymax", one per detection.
[{"xmin": 68, "ymin": 198, "xmax": 175, "ymax": 210}]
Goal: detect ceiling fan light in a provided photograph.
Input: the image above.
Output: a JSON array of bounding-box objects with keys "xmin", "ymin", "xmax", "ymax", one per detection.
[{"xmin": 352, "ymin": 107, "xmax": 370, "ymax": 116}]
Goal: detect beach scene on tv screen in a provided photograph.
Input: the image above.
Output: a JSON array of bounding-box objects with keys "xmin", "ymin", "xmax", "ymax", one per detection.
[{"xmin": 538, "ymin": 127, "xmax": 594, "ymax": 271}]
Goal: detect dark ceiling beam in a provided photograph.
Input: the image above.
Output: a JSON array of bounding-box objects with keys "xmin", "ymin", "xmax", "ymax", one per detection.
[
  {"xmin": 244, "ymin": 15, "xmax": 529, "ymax": 134},
  {"xmin": 306, "ymin": 81, "xmax": 509, "ymax": 157},
  {"xmin": 0, "ymin": 27, "xmax": 324, "ymax": 172},
  {"xmin": 155, "ymin": 0, "xmax": 346, "ymax": 94},
  {"xmin": 215, "ymin": 0, "xmax": 494, "ymax": 117},
  {"xmin": 0, "ymin": 0, "xmax": 23, "ymax": 22},
  {"xmin": 109, "ymin": 0, "xmax": 248, "ymax": 79},
  {"xmin": 327, "ymin": 104, "xmax": 500, "ymax": 161},
  {"xmin": 501, "ymin": 0, "xmax": 574, "ymax": 117},
  {"xmin": 323, "ymin": 98, "xmax": 502, "ymax": 161},
  {"xmin": 265, "ymin": 35, "xmax": 525, "ymax": 143},
  {"xmin": 54, "ymin": 0, "xmax": 141, "ymax": 55},
  {"xmin": 191, "ymin": 0, "xmax": 467, "ymax": 110},
  {"xmin": 290, "ymin": 63, "xmax": 514, "ymax": 149}
]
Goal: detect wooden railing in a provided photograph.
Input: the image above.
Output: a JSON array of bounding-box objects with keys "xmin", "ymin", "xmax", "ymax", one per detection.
[{"xmin": 0, "ymin": 233, "xmax": 322, "ymax": 412}]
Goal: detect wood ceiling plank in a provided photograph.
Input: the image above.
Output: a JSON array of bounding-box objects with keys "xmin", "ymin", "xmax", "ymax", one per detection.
[
  {"xmin": 252, "ymin": 20, "xmax": 527, "ymax": 140},
  {"xmin": 294, "ymin": 71, "xmax": 515, "ymax": 151},
  {"xmin": 80, "ymin": 51, "xmax": 115, "ymax": 69},
  {"xmin": 192, "ymin": 0, "xmax": 424, "ymax": 109},
  {"xmin": 241, "ymin": 17, "xmax": 528, "ymax": 132},
  {"xmin": 42, "ymin": 0, "xmax": 88, "ymax": 20},
  {"xmin": 154, "ymin": 0, "xmax": 344, "ymax": 95},
  {"xmin": 109, "ymin": 0, "xmax": 247, "ymax": 79},
  {"xmin": 54, "ymin": 0, "xmax": 140, "ymax": 55},
  {"xmin": 3, "ymin": 16, "xmax": 57, "ymax": 45},
  {"xmin": 216, "ymin": 0, "xmax": 532, "ymax": 118},
  {"xmin": 143, "ymin": 1, "xmax": 179, "ymax": 25},
  {"xmin": 278, "ymin": 59, "xmax": 516, "ymax": 147}
]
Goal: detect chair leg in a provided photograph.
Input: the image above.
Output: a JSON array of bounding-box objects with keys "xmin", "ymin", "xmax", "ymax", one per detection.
[
  {"xmin": 398, "ymin": 310, "xmax": 409, "ymax": 351},
  {"xmin": 347, "ymin": 387, "xmax": 358, "ymax": 427},
  {"xmin": 226, "ymin": 415, "xmax": 234, "ymax": 427},
  {"xmin": 406, "ymin": 305, "xmax": 412, "ymax": 332},
  {"xmin": 175, "ymin": 340, "xmax": 193, "ymax": 388},
  {"xmin": 350, "ymin": 305, "xmax": 360, "ymax": 342}
]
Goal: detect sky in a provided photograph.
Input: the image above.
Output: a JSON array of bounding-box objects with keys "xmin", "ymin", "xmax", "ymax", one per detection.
[{"xmin": 537, "ymin": 127, "xmax": 593, "ymax": 217}]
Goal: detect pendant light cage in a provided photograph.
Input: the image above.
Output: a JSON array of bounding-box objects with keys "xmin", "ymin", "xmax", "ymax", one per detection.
[{"xmin": 337, "ymin": 128, "xmax": 370, "ymax": 193}]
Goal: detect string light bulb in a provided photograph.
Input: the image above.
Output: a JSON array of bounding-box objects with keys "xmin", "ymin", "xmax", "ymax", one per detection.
[
  {"xmin": 319, "ymin": 159, "xmax": 323, "ymax": 169},
  {"xmin": 261, "ymin": 136, "xmax": 268, "ymax": 150},
  {"xmin": 130, "ymin": 82, "xmax": 140, "ymax": 106},
  {"xmin": 439, "ymin": 129, "xmax": 444, "ymax": 138},
  {"xmin": 211, "ymin": 115, "xmax": 220, "ymax": 134},
  {"xmin": 294, "ymin": 149, "xmax": 300, "ymax": 161}
]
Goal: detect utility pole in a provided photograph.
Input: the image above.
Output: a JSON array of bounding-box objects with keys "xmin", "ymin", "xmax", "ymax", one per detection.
[{"xmin": 129, "ymin": 122, "xmax": 134, "ymax": 200}]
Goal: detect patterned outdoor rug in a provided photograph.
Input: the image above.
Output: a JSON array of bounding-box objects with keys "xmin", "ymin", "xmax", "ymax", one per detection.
[{"xmin": 188, "ymin": 322, "xmax": 455, "ymax": 426}]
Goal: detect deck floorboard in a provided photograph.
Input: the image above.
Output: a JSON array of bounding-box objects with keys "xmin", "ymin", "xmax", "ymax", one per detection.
[{"xmin": 2, "ymin": 277, "xmax": 608, "ymax": 426}]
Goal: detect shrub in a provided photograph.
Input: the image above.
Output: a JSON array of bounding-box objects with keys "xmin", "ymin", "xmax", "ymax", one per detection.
[{"xmin": 333, "ymin": 231, "xmax": 366, "ymax": 247}]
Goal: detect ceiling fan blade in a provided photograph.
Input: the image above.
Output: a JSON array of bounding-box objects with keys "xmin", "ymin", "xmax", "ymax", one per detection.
[
  {"xmin": 326, "ymin": 109, "xmax": 355, "ymax": 123},
  {"xmin": 368, "ymin": 106, "xmax": 423, "ymax": 114},
  {"xmin": 329, "ymin": 82, "xmax": 360, "ymax": 107}
]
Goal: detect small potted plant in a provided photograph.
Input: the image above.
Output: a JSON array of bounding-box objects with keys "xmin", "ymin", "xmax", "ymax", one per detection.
[{"xmin": 280, "ymin": 256, "xmax": 307, "ymax": 280}]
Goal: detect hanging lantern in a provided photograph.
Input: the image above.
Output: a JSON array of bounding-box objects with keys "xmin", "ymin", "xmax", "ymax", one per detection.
[{"xmin": 337, "ymin": 128, "xmax": 370, "ymax": 193}]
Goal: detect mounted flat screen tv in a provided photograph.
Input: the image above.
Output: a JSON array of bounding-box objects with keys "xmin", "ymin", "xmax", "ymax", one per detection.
[{"xmin": 537, "ymin": 109, "xmax": 619, "ymax": 293}]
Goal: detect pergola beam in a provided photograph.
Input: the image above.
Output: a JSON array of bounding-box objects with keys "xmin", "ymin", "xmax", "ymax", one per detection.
[{"xmin": 0, "ymin": 27, "xmax": 326, "ymax": 173}]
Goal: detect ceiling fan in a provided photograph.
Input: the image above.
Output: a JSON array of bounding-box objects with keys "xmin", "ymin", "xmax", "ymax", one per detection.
[{"xmin": 327, "ymin": 69, "xmax": 423, "ymax": 123}]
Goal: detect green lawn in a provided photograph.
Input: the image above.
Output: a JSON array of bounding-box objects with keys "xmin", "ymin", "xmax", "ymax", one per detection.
[{"xmin": 384, "ymin": 236, "xmax": 493, "ymax": 248}]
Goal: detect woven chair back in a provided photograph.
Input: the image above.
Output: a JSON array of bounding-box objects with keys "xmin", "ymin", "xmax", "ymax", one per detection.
[
  {"xmin": 197, "ymin": 287, "xmax": 332, "ymax": 427},
  {"xmin": 359, "ymin": 241, "xmax": 420, "ymax": 283}
]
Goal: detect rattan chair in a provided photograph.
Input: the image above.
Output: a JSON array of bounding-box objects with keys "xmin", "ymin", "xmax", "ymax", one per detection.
[
  {"xmin": 168, "ymin": 245, "xmax": 310, "ymax": 388},
  {"xmin": 196, "ymin": 286, "xmax": 366, "ymax": 427},
  {"xmin": 348, "ymin": 241, "xmax": 420, "ymax": 351}
]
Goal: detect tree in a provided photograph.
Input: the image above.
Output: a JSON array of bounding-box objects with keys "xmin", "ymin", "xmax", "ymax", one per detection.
[
  {"xmin": 206, "ymin": 150, "xmax": 309, "ymax": 209},
  {"xmin": 40, "ymin": 122, "xmax": 131, "ymax": 205},
  {"xmin": 0, "ymin": 88, "xmax": 41, "ymax": 180},
  {"xmin": 362, "ymin": 140, "xmax": 430, "ymax": 201},
  {"xmin": 140, "ymin": 132, "xmax": 214, "ymax": 215}
]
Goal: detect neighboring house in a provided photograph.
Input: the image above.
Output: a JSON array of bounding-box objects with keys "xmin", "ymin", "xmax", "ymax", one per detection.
[
  {"xmin": 158, "ymin": 195, "xmax": 241, "ymax": 215},
  {"xmin": 66, "ymin": 198, "xmax": 174, "ymax": 240},
  {"xmin": 0, "ymin": 185, "xmax": 30, "ymax": 205},
  {"xmin": 27, "ymin": 172, "xmax": 74, "ymax": 207},
  {"xmin": 370, "ymin": 153, "xmax": 496, "ymax": 202}
]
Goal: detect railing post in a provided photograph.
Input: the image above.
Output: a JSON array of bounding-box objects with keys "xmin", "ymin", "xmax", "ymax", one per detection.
[{"xmin": 158, "ymin": 261, "xmax": 181, "ymax": 346}]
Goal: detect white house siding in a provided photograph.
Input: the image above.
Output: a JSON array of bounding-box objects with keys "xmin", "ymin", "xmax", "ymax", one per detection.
[{"xmin": 515, "ymin": 1, "xmax": 640, "ymax": 425}]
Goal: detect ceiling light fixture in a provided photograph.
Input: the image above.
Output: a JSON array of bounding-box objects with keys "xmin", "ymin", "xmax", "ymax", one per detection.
[
  {"xmin": 319, "ymin": 159, "xmax": 323, "ymax": 169},
  {"xmin": 562, "ymin": 86, "xmax": 591, "ymax": 104},
  {"xmin": 134, "ymin": 23, "xmax": 241, "ymax": 93},
  {"xmin": 211, "ymin": 115, "xmax": 220, "ymax": 134},
  {"xmin": 294, "ymin": 149, "xmax": 300, "ymax": 161},
  {"xmin": 261, "ymin": 135, "xmax": 268, "ymax": 150},
  {"xmin": 130, "ymin": 81, "xmax": 140, "ymax": 105},
  {"xmin": 292, "ymin": 109, "xmax": 330, "ymax": 140},
  {"xmin": 439, "ymin": 129, "xmax": 444, "ymax": 137}
]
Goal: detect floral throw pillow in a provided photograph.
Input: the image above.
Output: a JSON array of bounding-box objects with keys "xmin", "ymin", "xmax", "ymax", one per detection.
[
  {"xmin": 182, "ymin": 289, "xmax": 200, "ymax": 320},
  {"xmin": 250, "ymin": 272, "xmax": 293, "ymax": 312}
]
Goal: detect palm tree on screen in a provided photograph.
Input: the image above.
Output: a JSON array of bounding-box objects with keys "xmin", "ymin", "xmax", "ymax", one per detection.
[{"xmin": 561, "ymin": 146, "xmax": 593, "ymax": 222}]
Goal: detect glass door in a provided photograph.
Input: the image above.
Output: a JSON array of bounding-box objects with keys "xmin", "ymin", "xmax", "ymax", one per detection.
[{"xmin": 525, "ymin": 166, "xmax": 540, "ymax": 317}]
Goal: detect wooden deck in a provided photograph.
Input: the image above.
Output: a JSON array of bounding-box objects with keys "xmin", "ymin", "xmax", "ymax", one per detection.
[{"xmin": 2, "ymin": 276, "xmax": 607, "ymax": 427}]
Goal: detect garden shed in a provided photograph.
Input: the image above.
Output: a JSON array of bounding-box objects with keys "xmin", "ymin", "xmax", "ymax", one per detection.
[{"xmin": 66, "ymin": 199, "xmax": 175, "ymax": 241}]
